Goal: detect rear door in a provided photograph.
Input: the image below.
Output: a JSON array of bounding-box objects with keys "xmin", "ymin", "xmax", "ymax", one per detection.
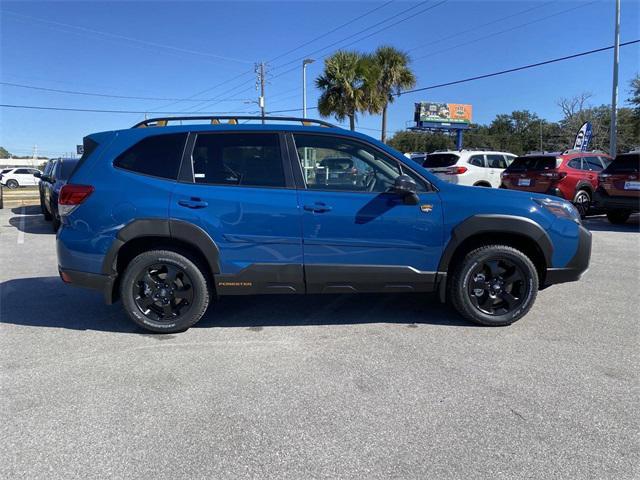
[
  {"xmin": 290, "ymin": 132, "xmax": 443, "ymax": 293},
  {"xmin": 485, "ymin": 154, "xmax": 508, "ymax": 187},
  {"xmin": 171, "ymin": 131, "xmax": 304, "ymax": 294}
]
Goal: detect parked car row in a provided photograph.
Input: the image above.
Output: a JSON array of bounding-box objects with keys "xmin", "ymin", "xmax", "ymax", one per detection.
[{"xmin": 34, "ymin": 157, "xmax": 79, "ymax": 230}]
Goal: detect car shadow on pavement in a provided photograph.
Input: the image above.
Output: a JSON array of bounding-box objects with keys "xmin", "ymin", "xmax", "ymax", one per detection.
[
  {"xmin": 0, "ymin": 277, "xmax": 472, "ymax": 334},
  {"xmin": 8, "ymin": 214, "xmax": 55, "ymax": 234},
  {"xmin": 583, "ymin": 214, "xmax": 640, "ymax": 233}
]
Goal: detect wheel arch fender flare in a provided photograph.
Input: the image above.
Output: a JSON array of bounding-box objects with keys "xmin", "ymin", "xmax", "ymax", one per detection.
[
  {"xmin": 574, "ymin": 181, "xmax": 593, "ymax": 195},
  {"xmin": 102, "ymin": 218, "xmax": 221, "ymax": 276},
  {"xmin": 437, "ymin": 214, "xmax": 553, "ymax": 273}
]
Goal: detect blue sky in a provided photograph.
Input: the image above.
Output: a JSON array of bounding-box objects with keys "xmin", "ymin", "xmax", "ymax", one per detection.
[{"xmin": 1, "ymin": 0, "xmax": 638, "ymax": 157}]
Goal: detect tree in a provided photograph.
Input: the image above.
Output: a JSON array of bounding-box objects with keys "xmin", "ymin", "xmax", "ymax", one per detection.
[
  {"xmin": 316, "ymin": 51, "xmax": 374, "ymax": 130},
  {"xmin": 370, "ymin": 46, "xmax": 416, "ymax": 143},
  {"xmin": 0, "ymin": 147, "xmax": 11, "ymax": 158}
]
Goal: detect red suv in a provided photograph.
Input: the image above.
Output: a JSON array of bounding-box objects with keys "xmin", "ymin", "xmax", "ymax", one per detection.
[
  {"xmin": 593, "ymin": 152, "xmax": 640, "ymax": 224},
  {"xmin": 501, "ymin": 151, "xmax": 612, "ymax": 216}
]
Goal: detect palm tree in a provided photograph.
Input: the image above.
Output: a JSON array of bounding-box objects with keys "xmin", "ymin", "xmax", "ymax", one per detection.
[
  {"xmin": 371, "ymin": 46, "xmax": 416, "ymax": 143},
  {"xmin": 316, "ymin": 51, "xmax": 373, "ymax": 131}
]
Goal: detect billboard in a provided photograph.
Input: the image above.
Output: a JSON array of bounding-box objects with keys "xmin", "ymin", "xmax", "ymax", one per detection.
[{"xmin": 415, "ymin": 102, "xmax": 472, "ymax": 124}]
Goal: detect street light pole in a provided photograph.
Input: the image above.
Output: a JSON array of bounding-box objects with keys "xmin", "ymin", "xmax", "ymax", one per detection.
[
  {"xmin": 609, "ymin": 0, "xmax": 621, "ymax": 155},
  {"xmin": 302, "ymin": 58, "xmax": 314, "ymax": 118}
]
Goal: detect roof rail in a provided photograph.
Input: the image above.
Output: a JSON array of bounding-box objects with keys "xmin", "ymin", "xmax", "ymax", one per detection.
[{"xmin": 132, "ymin": 116, "xmax": 338, "ymax": 129}]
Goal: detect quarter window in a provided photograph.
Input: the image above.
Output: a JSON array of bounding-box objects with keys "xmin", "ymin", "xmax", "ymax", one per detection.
[
  {"xmin": 293, "ymin": 134, "xmax": 426, "ymax": 193},
  {"xmin": 191, "ymin": 133, "xmax": 285, "ymax": 188},
  {"xmin": 114, "ymin": 133, "xmax": 187, "ymax": 180}
]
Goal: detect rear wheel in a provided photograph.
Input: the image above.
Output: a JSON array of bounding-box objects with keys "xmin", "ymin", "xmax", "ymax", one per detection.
[
  {"xmin": 450, "ymin": 245, "xmax": 538, "ymax": 326},
  {"xmin": 120, "ymin": 249, "xmax": 210, "ymax": 333},
  {"xmin": 606, "ymin": 210, "xmax": 631, "ymax": 224},
  {"xmin": 6, "ymin": 179, "xmax": 18, "ymax": 189},
  {"xmin": 573, "ymin": 189, "xmax": 591, "ymax": 218}
]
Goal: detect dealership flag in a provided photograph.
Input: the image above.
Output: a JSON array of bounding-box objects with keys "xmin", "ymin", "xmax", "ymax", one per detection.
[{"xmin": 572, "ymin": 122, "xmax": 592, "ymax": 151}]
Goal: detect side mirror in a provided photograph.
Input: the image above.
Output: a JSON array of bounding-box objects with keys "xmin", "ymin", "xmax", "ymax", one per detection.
[
  {"xmin": 33, "ymin": 171, "xmax": 42, "ymax": 178},
  {"xmin": 392, "ymin": 174, "xmax": 419, "ymax": 205}
]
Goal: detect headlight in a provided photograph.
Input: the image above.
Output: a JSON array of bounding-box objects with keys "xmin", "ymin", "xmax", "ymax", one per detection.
[{"xmin": 533, "ymin": 197, "xmax": 581, "ymax": 223}]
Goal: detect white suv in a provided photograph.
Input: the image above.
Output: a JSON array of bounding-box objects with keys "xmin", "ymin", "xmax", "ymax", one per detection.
[
  {"xmin": 0, "ymin": 167, "xmax": 40, "ymax": 188},
  {"xmin": 422, "ymin": 150, "xmax": 516, "ymax": 188}
]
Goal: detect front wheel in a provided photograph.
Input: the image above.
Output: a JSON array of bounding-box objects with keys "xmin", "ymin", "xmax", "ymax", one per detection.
[
  {"xmin": 606, "ymin": 210, "xmax": 631, "ymax": 224},
  {"xmin": 6, "ymin": 179, "xmax": 19, "ymax": 189},
  {"xmin": 120, "ymin": 249, "xmax": 210, "ymax": 333},
  {"xmin": 450, "ymin": 245, "xmax": 538, "ymax": 326}
]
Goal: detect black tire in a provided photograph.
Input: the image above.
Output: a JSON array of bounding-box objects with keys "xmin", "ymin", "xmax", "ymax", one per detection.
[
  {"xmin": 120, "ymin": 249, "xmax": 210, "ymax": 333},
  {"xmin": 450, "ymin": 245, "xmax": 538, "ymax": 326},
  {"xmin": 51, "ymin": 215, "xmax": 60, "ymax": 231},
  {"xmin": 606, "ymin": 210, "xmax": 631, "ymax": 224},
  {"xmin": 473, "ymin": 182, "xmax": 491, "ymax": 188},
  {"xmin": 6, "ymin": 179, "xmax": 18, "ymax": 189},
  {"xmin": 43, "ymin": 203, "xmax": 52, "ymax": 221},
  {"xmin": 573, "ymin": 189, "xmax": 591, "ymax": 218}
]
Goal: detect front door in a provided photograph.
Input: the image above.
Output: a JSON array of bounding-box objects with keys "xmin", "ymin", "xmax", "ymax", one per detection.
[
  {"xmin": 290, "ymin": 133, "xmax": 443, "ymax": 294},
  {"xmin": 171, "ymin": 131, "xmax": 304, "ymax": 294}
]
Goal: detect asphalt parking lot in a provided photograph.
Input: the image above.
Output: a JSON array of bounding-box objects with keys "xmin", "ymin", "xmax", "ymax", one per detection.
[{"xmin": 1, "ymin": 205, "xmax": 638, "ymax": 480}]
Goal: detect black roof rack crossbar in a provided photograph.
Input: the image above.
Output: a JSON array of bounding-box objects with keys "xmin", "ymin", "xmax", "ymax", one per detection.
[{"xmin": 132, "ymin": 116, "xmax": 338, "ymax": 129}]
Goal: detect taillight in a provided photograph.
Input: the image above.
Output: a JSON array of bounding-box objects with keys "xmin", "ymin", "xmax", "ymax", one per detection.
[
  {"xmin": 58, "ymin": 184, "xmax": 94, "ymax": 216},
  {"xmin": 540, "ymin": 171, "xmax": 566, "ymax": 181},
  {"xmin": 446, "ymin": 166, "xmax": 468, "ymax": 175}
]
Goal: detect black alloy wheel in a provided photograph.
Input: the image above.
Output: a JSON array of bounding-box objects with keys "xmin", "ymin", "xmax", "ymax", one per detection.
[
  {"xmin": 468, "ymin": 258, "xmax": 529, "ymax": 316},
  {"xmin": 133, "ymin": 263, "xmax": 194, "ymax": 322}
]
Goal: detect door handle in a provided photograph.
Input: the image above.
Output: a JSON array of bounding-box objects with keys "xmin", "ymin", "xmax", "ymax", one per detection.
[
  {"xmin": 303, "ymin": 202, "xmax": 332, "ymax": 213},
  {"xmin": 178, "ymin": 198, "xmax": 208, "ymax": 209}
]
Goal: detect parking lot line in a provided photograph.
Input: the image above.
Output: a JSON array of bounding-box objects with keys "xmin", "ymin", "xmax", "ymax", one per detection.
[{"xmin": 17, "ymin": 205, "xmax": 25, "ymax": 245}]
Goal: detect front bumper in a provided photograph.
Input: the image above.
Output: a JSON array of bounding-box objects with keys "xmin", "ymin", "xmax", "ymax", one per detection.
[
  {"xmin": 544, "ymin": 225, "xmax": 592, "ymax": 286},
  {"xmin": 58, "ymin": 267, "xmax": 116, "ymax": 304}
]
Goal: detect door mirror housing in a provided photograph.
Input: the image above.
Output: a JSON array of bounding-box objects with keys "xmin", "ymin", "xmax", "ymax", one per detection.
[
  {"xmin": 392, "ymin": 174, "xmax": 419, "ymax": 205},
  {"xmin": 33, "ymin": 171, "xmax": 42, "ymax": 178}
]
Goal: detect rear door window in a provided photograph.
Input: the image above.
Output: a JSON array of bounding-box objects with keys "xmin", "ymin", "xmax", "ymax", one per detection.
[
  {"xmin": 584, "ymin": 156, "xmax": 605, "ymax": 171},
  {"xmin": 468, "ymin": 155, "xmax": 485, "ymax": 167},
  {"xmin": 191, "ymin": 133, "xmax": 285, "ymax": 188},
  {"xmin": 567, "ymin": 158, "xmax": 583, "ymax": 170},
  {"xmin": 486, "ymin": 154, "xmax": 507, "ymax": 169},
  {"xmin": 114, "ymin": 133, "xmax": 187, "ymax": 180}
]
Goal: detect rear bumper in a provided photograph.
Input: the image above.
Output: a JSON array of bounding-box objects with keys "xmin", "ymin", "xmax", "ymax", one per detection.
[
  {"xmin": 546, "ymin": 186, "xmax": 565, "ymax": 199},
  {"xmin": 58, "ymin": 267, "xmax": 116, "ymax": 304},
  {"xmin": 592, "ymin": 190, "xmax": 640, "ymax": 211},
  {"xmin": 544, "ymin": 225, "xmax": 592, "ymax": 286}
]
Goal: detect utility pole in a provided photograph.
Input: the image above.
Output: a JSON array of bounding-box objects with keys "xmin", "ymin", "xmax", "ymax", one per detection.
[
  {"xmin": 609, "ymin": 0, "xmax": 621, "ymax": 156},
  {"xmin": 302, "ymin": 58, "xmax": 315, "ymax": 118},
  {"xmin": 255, "ymin": 62, "xmax": 266, "ymax": 123}
]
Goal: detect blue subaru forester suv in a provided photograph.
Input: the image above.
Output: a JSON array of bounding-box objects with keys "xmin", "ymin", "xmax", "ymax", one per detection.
[{"xmin": 57, "ymin": 116, "xmax": 591, "ymax": 333}]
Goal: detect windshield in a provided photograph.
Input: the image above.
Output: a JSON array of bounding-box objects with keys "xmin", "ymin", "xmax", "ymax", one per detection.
[
  {"xmin": 506, "ymin": 156, "xmax": 558, "ymax": 171},
  {"xmin": 604, "ymin": 153, "xmax": 639, "ymax": 173},
  {"xmin": 423, "ymin": 153, "xmax": 459, "ymax": 168}
]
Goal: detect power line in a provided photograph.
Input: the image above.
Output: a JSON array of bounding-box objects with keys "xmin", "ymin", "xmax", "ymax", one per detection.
[
  {"xmin": 399, "ymin": 39, "xmax": 640, "ymax": 96},
  {"xmin": 0, "ymin": 104, "xmax": 260, "ymax": 115},
  {"xmin": 3, "ymin": 10, "xmax": 253, "ymax": 65},
  {"xmin": 272, "ymin": 0, "xmax": 445, "ymax": 73},
  {"xmin": 267, "ymin": 0, "xmax": 396, "ymax": 63},
  {"xmin": 0, "ymin": 81, "xmax": 253, "ymax": 102},
  {"xmin": 406, "ymin": 0, "xmax": 555, "ymax": 54},
  {"xmin": 3, "ymin": 41, "xmax": 638, "ymax": 117},
  {"xmin": 412, "ymin": 0, "xmax": 599, "ymax": 61}
]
